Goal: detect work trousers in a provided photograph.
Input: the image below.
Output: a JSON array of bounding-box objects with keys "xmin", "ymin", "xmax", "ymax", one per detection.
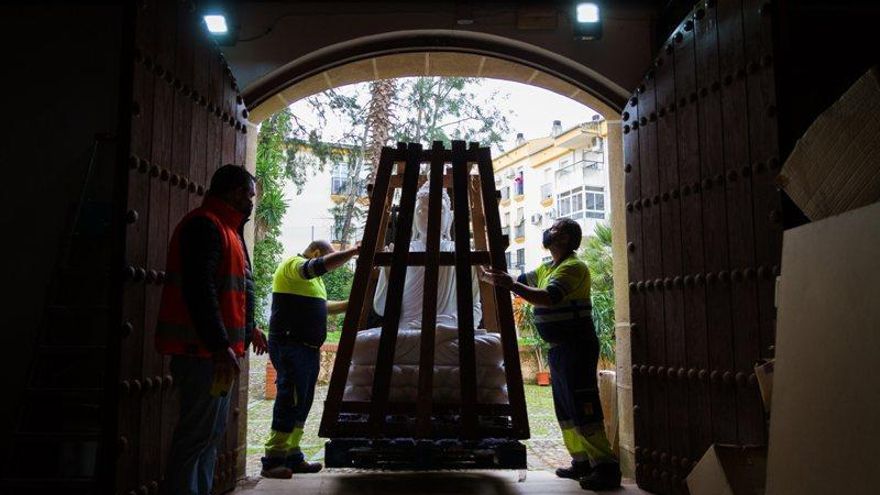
[
  {"xmin": 549, "ymin": 333, "xmax": 615, "ymax": 465},
  {"xmin": 165, "ymin": 355, "xmax": 232, "ymax": 495},
  {"xmin": 263, "ymin": 339, "xmax": 320, "ymax": 467}
]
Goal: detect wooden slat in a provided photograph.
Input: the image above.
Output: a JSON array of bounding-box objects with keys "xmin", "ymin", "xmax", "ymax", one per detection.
[
  {"xmin": 717, "ymin": 0, "xmax": 764, "ymax": 445},
  {"xmin": 390, "ymin": 173, "xmax": 456, "ymax": 188},
  {"xmin": 674, "ymin": 21, "xmax": 713, "ymax": 462},
  {"xmin": 139, "ymin": 0, "xmax": 176, "ymax": 485},
  {"xmin": 694, "ymin": 0, "xmax": 738, "ymax": 445},
  {"xmin": 368, "ymin": 142, "xmax": 423, "ymax": 435},
  {"xmin": 340, "ymin": 401, "xmax": 513, "ymax": 416},
  {"xmin": 475, "ymin": 146, "xmax": 529, "ymax": 439},
  {"xmin": 655, "ymin": 41, "xmax": 691, "ymax": 466},
  {"xmin": 742, "ymin": 0, "xmax": 783, "ymax": 363},
  {"xmin": 320, "ymin": 146, "xmax": 397, "ymax": 437},
  {"xmin": 372, "ymin": 251, "xmax": 490, "ymax": 266},
  {"xmin": 637, "ymin": 74, "xmax": 671, "ymax": 464},
  {"xmin": 468, "ymin": 175, "xmax": 499, "ymax": 332},
  {"xmin": 416, "ymin": 141, "xmax": 445, "ymax": 437},
  {"xmin": 356, "ymin": 163, "xmax": 399, "ymax": 331},
  {"xmin": 451, "ymin": 140, "xmax": 478, "ymax": 438},
  {"xmin": 623, "ymin": 96, "xmax": 650, "ymax": 486}
]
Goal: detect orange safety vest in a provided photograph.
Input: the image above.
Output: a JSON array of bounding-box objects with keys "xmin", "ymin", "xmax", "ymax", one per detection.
[{"xmin": 155, "ymin": 196, "xmax": 248, "ymax": 357}]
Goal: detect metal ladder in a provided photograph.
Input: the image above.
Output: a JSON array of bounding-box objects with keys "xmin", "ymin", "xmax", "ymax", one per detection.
[{"xmin": 1, "ymin": 136, "xmax": 117, "ymax": 494}]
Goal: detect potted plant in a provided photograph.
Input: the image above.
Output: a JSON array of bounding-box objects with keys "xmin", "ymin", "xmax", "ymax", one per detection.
[{"xmin": 514, "ymin": 296, "xmax": 551, "ymax": 385}]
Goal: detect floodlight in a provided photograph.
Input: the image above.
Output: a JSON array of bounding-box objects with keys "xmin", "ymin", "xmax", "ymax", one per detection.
[
  {"xmin": 204, "ymin": 15, "xmax": 228, "ymax": 34},
  {"xmin": 576, "ymin": 3, "xmax": 600, "ymax": 23},
  {"xmin": 573, "ymin": 2, "xmax": 603, "ymax": 40}
]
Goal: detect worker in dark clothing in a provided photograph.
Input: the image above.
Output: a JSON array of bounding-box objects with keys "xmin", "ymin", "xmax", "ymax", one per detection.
[
  {"xmin": 156, "ymin": 164, "xmax": 268, "ymax": 495},
  {"xmin": 480, "ymin": 217, "xmax": 621, "ymax": 491},
  {"xmin": 260, "ymin": 240, "xmax": 359, "ymax": 478}
]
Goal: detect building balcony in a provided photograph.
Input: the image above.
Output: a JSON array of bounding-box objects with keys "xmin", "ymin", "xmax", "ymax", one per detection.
[{"xmin": 540, "ymin": 183, "xmax": 553, "ymax": 206}]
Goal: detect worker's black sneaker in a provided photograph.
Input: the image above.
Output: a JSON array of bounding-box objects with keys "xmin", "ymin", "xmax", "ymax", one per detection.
[
  {"xmin": 289, "ymin": 460, "xmax": 323, "ymax": 474},
  {"xmin": 556, "ymin": 460, "xmax": 592, "ymax": 480},
  {"xmin": 579, "ymin": 461, "xmax": 621, "ymax": 491}
]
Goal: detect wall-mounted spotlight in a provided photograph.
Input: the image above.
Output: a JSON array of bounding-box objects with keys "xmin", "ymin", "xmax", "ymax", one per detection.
[
  {"xmin": 573, "ymin": 2, "xmax": 602, "ymax": 41},
  {"xmin": 200, "ymin": 4, "xmax": 238, "ymax": 46},
  {"xmin": 203, "ymin": 14, "xmax": 228, "ymax": 34}
]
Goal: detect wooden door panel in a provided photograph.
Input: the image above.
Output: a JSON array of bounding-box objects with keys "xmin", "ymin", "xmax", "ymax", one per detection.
[
  {"xmin": 120, "ymin": 1, "xmax": 252, "ymax": 492},
  {"xmin": 625, "ymin": 1, "xmax": 781, "ymax": 492}
]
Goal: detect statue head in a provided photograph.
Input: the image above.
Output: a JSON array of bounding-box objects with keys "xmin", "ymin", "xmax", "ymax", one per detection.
[{"xmin": 414, "ymin": 180, "xmax": 453, "ymax": 240}]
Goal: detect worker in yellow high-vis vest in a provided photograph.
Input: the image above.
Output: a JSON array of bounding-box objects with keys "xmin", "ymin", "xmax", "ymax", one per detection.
[
  {"xmin": 480, "ymin": 218, "xmax": 620, "ymax": 491},
  {"xmin": 260, "ymin": 240, "xmax": 359, "ymax": 479}
]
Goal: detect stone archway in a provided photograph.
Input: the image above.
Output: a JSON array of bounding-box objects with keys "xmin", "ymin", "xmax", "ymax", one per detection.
[{"xmin": 239, "ymin": 32, "xmax": 635, "ymax": 475}]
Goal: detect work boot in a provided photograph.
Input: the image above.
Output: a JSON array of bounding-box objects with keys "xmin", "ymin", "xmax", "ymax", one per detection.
[
  {"xmin": 579, "ymin": 461, "xmax": 621, "ymax": 491},
  {"xmin": 289, "ymin": 460, "xmax": 323, "ymax": 474},
  {"xmin": 556, "ymin": 460, "xmax": 592, "ymax": 480},
  {"xmin": 260, "ymin": 457, "xmax": 293, "ymax": 479}
]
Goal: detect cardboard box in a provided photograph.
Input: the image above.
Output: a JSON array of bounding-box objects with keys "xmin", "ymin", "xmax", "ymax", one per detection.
[
  {"xmin": 779, "ymin": 67, "xmax": 880, "ymax": 221},
  {"xmin": 753, "ymin": 359, "xmax": 775, "ymax": 413},
  {"xmin": 767, "ymin": 201, "xmax": 880, "ymax": 495},
  {"xmin": 687, "ymin": 444, "xmax": 767, "ymax": 495}
]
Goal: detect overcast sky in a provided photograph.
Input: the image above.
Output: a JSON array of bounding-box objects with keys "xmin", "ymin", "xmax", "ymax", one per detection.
[
  {"xmin": 288, "ymin": 77, "xmax": 600, "ymax": 153},
  {"xmin": 279, "ymin": 78, "xmax": 599, "ymax": 257}
]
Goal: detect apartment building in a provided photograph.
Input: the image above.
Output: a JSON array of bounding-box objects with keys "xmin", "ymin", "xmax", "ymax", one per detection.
[{"xmin": 493, "ymin": 118, "xmax": 609, "ymax": 275}]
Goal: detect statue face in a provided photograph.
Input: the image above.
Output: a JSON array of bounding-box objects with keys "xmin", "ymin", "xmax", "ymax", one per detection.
[{"xmin": 413, "ymin": 181, "xmax": 452, "ymax": 240}]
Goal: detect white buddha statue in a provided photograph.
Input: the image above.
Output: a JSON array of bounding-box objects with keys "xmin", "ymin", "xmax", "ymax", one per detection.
[{"xmin": 344, "ymin": 181, "xmax": 508, "ymax": 404}]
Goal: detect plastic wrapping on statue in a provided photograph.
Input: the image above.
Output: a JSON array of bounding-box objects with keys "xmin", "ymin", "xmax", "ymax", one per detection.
[{"xmin": 345, "ymin": 181, "xmax": 508, "ymax": 404}]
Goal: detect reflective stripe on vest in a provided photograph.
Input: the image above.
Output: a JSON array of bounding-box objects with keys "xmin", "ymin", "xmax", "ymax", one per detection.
[
  {"xmin": 155, "ymin": 196, "xmax": 248, "ymax": 358},
  {"xmin": 534, "ymin": 298, "xmax": 593, "ymax": 323}
]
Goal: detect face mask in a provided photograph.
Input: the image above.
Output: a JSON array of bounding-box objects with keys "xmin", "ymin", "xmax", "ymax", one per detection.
[{"xmin": 542, "ymin": 229, "xmax": 553, "ymax": 249}]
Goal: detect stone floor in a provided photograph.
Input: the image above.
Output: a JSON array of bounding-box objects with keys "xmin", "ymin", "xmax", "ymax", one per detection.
[
  {"xmin": 241, "ymin": 354, "xmax": 642, "ymax": 494},
  {"xmin": 233, "ymin": 470, "xmax": 646, "ymax": 494},
  {"xmin": 246, "ymin": 353, "xmax": 573, "ymax": 475}
]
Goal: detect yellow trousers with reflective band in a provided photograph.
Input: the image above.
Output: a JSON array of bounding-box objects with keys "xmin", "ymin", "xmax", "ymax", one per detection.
[
  {"xmin": 559, "ymin": 420, "xmax": 615, "ymax": 464},
  {"xmin": 264, "ymin": 424, "xmax": 305, "ymax": 459}
]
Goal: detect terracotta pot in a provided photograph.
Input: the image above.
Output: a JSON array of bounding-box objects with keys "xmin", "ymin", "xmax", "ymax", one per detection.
[
  {"xmin": 265, "ymin": 360, "xmax": 277, "ymax": 399},
  {"xmin": 536, "ymin": 370, "xmax": 551, "ymax": 386}
]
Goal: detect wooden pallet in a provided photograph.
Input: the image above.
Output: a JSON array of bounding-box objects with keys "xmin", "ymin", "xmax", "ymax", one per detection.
[{"xmin": 319, "ymin": 141, "xmax": 529, "ymax": 468}]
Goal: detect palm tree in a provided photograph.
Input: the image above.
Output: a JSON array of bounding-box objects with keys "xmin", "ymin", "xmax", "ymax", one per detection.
[
  {"xmin": 364, "ymin": 79, "xmax": 397, "ymax": 184},
  {"xmin": 579, "ymin": 222, "xmax": 615, "ymax": 366}
]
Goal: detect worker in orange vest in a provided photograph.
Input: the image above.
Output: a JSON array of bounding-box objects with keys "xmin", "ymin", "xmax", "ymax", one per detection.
[{"xmin": 156, "ymin": 164, "xmax": 268, "ymax": 495}]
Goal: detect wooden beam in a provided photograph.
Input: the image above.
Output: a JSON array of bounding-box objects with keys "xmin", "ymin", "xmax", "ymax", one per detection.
[
  {"xmin": 468, "ymin": 175, "xmax": 500, "ymax": 332},
  {"xmin": 476, "ymin": 146, "xmax": 530, "ymax": 439},
  {"xmin": 416, "ymin": 141, "xmax": 445, "ymax": 437},
  {"xmin": 451, "ymin": 140, "xmax": 478, "ymax": 438},
  {"xmin": 319, "ymin": 145, "xmax": 397, "ymax": 438},
  {"xmin": 368, "ymin": 142, "xmax": 423, "ymax": 436},
  {"xmin": 372, "ymin": 251, "xmax": 491, "ymax": 266}
]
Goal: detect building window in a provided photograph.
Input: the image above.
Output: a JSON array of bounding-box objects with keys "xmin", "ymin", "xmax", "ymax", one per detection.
[
  {"xmin": 503, "ymin": 212, "xmax": 510, "ymax": 227},
  {"xmin": 500, "ymin": 185, "xmax": 511, "ymax": 200},
  {"xmin": 514, "ymin": 169, "xmax": 524, "ymax": 196},
  {"xmin": 516, "ymin": 248, "xmax": 525, "ymax": 269},
  {"xmin": 540, "ymin": 182, "xmax": 553, "ymax": 199},
  {"xmin": 557, "ymin": 186, "xmax": 585, "ymax": 220},
  {"xmin": 332, "ymin": 214, "xmax": 345, "ymax": 242},
  {"xmin": 506, "ymin": 251, "xmax": 513, "ymax": 268},
  {"xmin": 514, "ymin": 222, "xmax": 525, "ymax": 239},
  {"xmin": 516, "ymin": 207, "xmax": 524, "ymax": 223},
  {"xmin": 585, "ymin": 186, "xmax": 605, "ymax": 219}
]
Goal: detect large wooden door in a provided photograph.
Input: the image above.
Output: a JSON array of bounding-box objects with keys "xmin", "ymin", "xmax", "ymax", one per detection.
[
  {"xmin": 119, "ymin": 1, "xmax": 250, "ymax": 493},
  {"xmin": 624, "ymin": 1, "xmax": 781, "ymax": 492}
]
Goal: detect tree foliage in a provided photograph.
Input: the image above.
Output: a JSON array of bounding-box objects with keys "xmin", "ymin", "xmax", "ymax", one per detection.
[
  {"xmin": 323, "ymin": 264, "xmax": 355, "ymax": 333},
  {"xmin": 578, "ymin": 222, "xmax": 615, "ymax": 365}
]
